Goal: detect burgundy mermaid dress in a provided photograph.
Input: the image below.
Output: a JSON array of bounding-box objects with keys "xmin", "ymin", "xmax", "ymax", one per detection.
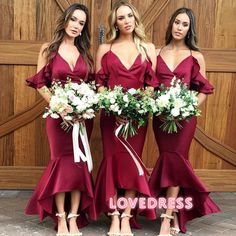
[
  {"xmin": 149, "ymin": 52, "xmax": 221, "ymax": 233},
  {"xmin": 25, "ymin": 52, "xmax": 96, "ymax": 228},
  {"xmin": 94, "ymin": 50, "xmax": 158, "ymax": 228}
]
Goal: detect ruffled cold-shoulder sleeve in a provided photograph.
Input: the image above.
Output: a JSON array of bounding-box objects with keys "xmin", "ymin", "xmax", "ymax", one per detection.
[
  {"xmin": 144, "ymin": 59, "xmax": 159, "ymax": 88},
  {"xmin": 190, "ymin": 57, "xmax": 214, "ymax": 94},
  {"xmin": 95, "ymin": 54, "xmax": 109, "ymax": 88},
  {"xmin": 26, "ymin": 64, "xmax": 52, "ymax": 89}
]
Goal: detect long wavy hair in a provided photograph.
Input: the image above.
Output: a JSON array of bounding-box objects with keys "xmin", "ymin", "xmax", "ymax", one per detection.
[
  {"xmin": 165, "ymin": 7, "xmax": 199, "ymax": 51},
  {"xmin": 44, "ymin": 3, "xmax": 93, "ymax": 71},
  {"xmin": 106, "ymin": 0, "xmax": 148, "ymax": 60}
]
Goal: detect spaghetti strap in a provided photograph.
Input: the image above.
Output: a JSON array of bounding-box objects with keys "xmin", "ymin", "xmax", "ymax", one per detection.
[
  {"xmin": 157, "ymin": 46, "xmax": 165, "ymax": 56},
  {"xmin": 109, "ymin": 43, "xmax": 113, "ymax": 51}
]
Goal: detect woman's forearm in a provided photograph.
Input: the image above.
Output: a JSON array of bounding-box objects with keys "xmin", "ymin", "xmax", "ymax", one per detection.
[
  {"xmin": 197, "ymin": 93, "xmax": 207, "ymax": 107},
  {"xmin": 37, "ymin": 86, "xmax": 52, "ymax": 103},
  {"xmin": 98, "ymin": 86, "xmax": 105, "ymax": 93}
]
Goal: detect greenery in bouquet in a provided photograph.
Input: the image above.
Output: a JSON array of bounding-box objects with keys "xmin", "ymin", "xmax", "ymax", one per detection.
[
  {"xmin": 154, "ymin": 77, "xmax": 201, "ymax": 133},
  {"xmin": 98, "ymin": 86, "xmax": 152, "ymax": 139},
  {"xmin": 43, "ymin": 78, "xmax": 99, "ymax": 122}
]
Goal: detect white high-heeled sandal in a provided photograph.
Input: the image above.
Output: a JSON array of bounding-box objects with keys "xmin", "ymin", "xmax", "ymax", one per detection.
[
  {"xmin": 107, "ymin": 211, "xmax": 120, "ymax": 236},
  {"xmin": 67, "ymin": 213, "xmax": 82, "ymax": 236},
  {"xmin": 120, "ymin": 213, "xmax": 133, "ymax": 236},
  {"xmin": 56, "ymin": 212, "xmax": 69, "ymax": 236},
  {"xmin": 157, "ymin": 213, "xmax": 174, "ymax": 236},
  {"xmin": 170, "ymin": 210, "xmax": 180, "ymax": 235}
]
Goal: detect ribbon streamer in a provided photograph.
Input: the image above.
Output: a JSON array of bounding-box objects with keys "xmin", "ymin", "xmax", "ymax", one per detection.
[
  {"xmin": 72, "ymin": 122, "xmax": 93, "ymax": 172},
  {"xmin": 115, "ymin": 124, "xmax": 149, "ymax": 176}
]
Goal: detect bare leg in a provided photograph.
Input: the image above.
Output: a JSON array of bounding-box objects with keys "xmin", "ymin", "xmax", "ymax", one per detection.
[
  {"xmin": 68, "ymin": 190, "xmax": 81, "ymax": 234},
  {"xmin": 108, "ymin": 193, "xmax": 120, "ymax": 235},
  {"xmin": 159, "ymin": 186, "xmax": 180, "ymax": 235},
  {"xmin": 120, "ymin": 190, "xmax": 136, "ymax": 235},
  {"xmin": 55, "ymin": 192, "xmax": 69, "ymax": 234}
]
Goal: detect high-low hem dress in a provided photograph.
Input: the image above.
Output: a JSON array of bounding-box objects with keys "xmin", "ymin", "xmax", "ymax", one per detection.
[
  {"xmin": 94, "ymin": 49, "xmax": 159, "ymax": 228},
  {"xmin": 25, "ymin": 52, "xmax": 96, "ymax": 228},
  {"xmin": 149, "ymin": 52, "xmax": 221, "ymax": 233}
]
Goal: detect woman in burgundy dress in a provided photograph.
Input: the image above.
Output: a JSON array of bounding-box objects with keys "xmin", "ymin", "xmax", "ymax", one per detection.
[
  {"xmin": 25, "ymin": 4, "xmax": 96, "ymax": 236},
  {"xmin": 149, "ymin": 7, "xmax": 220, "ymax": 235},
  {"xmin": 94, "ymin": 1, "xmax": 158, "ymax": 235}
]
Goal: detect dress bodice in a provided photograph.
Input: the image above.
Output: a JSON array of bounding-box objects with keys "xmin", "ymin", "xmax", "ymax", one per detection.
[
  {"xmin": 156, "ymin": 54, "xmax": 214, "ymax": 94},
  {"xmin": 26, "ymin": 52, "xmax": 92, "ymax": 89},
  {"xmin": 96, "ymin": 50, "xmax": 158, "ymax": 89}
]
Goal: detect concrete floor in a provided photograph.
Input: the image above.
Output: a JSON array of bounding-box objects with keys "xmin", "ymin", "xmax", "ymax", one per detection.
[{"xmin": 0, "ymin": 191, "xmax": 236, "ymax": 236}]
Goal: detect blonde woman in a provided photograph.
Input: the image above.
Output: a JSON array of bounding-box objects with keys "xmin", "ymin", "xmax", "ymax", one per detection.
[
  {"xmin": 94, "ymin": 1, "xmax": 158, "ymax": 235},
  {"xmin": 25, "ymin": 4, "xmax": 96, "ymax": 236}
]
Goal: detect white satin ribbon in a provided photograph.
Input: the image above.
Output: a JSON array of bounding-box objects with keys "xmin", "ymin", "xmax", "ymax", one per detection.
[
  {"xmin": 115, "ymin": 124, "xmax": 145, "ymax": 176},
  {"xmin": 72, "ymin": 122, "xmax": 93, "ymax": 172}
]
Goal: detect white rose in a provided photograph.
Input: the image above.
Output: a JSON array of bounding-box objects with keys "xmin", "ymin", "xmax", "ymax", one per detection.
[
  {"xmin": 71, "ymin": 96, "xmax": 81, "ymax": 106},
  {"xmin": 173, "ymin": 98, "xmax": 186, "ymax": 109},
  {"xmin": 182, "ymin": 111, "xmax": 190, "ymax": 117},
  {"xmin": 110, "ymin": 104, "xmax": 120, "ymax": 112},
  {"xmin": 171, "ymin": 108, "xmax": 180, "ymax": 117},
  {"xmin": 187, "ymin": 105, "xmax": 194, "ymax": 111},
  {"xmin": 77, "ymin": 83, "xmax": 90, "ymax": 95},
  {"xmin": 156, "ymin": 95, "xmax": 169, "ymax": 108},
  {"xmin": 123, "ymin": 95, "xmax": 129, "ymax": 103},
  {"xmin": 42, "ymin": 112, "xmax": 49, "ymax": 118},
  {"xmin": 110, "ymin": 98, "xmax": 116, "ymax": 104},
  {"xmin": 50, "ymin": 113, "xmax": 60, "ymax": 119},
  {"xmin": 127, "ymin": 88, "xmax": 137, "ymax": 95},
  {"xmin": 71, "ymin": 82, "xmax": 80, "ymax": 90}
]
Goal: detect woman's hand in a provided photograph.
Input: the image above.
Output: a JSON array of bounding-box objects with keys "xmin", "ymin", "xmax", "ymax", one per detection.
[
  {"xmin": 72, "ymin": 115, "xmax": 85, "ymax": 123},
  {"xmin": 158, "ymin": 115, "xmax": 167, "ymax": 122},
  {"xmin": 59, "ymin": 106, "xmax": 74, "ymax": 131},
  {"xmin": 116, "ymin": 115, "xmax": 129, "ymax": 125}
]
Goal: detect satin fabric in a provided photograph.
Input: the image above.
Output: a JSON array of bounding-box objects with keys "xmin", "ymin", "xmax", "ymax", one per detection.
[
  {"xmin": 25, "ymin": 52, "xmax": 96, "ymax": 228},
  {"xmin": 149, "ymin": 54, "xmax": 220, "ymax": 233}
]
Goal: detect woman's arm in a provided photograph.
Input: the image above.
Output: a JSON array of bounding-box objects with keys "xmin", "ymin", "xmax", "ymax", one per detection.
[
  {"xmin": 192, "ymin": 51, "xmax": 207, "ymax": 106},
  {"xmin": 145, "ymin": 43, "xmax": 157, "ymax": 93},
  {"xmin": 96, "ymin": 44, "xmax": 110, "ymax": 93},
  {"xmin": 36, "ymin": 43, "xmax": 51, "ymax": 103}
]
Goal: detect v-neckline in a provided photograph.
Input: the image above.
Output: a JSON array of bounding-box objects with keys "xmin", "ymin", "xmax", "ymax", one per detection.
[
  {"xmin": 57, "ymin": 52, "xmax": 81, "ymax": 73},
  {"xmin": 110, "ymin": 50, "xmax": 140, "ymax": 71},
  {"xmin": 159, "ymin": 54, "xmax": 192, "ymax": 73}
]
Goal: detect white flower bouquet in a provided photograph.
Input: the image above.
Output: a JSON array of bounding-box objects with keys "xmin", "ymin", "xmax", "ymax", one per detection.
[
  {"xmin": 154, "ymin": 77, "xmax": 201, "ymax": 133},
  {"xmin": 43, "ymin": 78, "xmax": 99, "ymax": 123},
  {"xmin": 98, "ymin": 86, "xmax": 151, "ymax": 139}
]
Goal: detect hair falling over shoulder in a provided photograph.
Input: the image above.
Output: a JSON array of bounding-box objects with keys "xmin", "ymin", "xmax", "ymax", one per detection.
[
  {"xmin": 106, "ymin": 0, "xmax": 149, "ymax": 60},
  {"xmin": 43, "ymin": 3, "xmax": 94, "ymax": 72}
]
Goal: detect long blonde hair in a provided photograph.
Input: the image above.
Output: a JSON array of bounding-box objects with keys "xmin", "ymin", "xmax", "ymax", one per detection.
[{"xmin": 106, "ymin": 0, "xmax": 148, "ymax": 59}]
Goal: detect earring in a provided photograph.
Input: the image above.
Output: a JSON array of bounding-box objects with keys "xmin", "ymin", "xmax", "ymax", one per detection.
[
  {"xmin": 115, "ymin": 26, "xmax": 118, "ymax": 32},
  {"xmin": 80, "ymin": 32, "xmax": 82, "ymax": 36}
]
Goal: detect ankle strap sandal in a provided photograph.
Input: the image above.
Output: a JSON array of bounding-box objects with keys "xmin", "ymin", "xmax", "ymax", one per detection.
[
  {"xmin": 120, "ymin": 213, "xmax": 133, "ymax": 219},
  {"xmin": 107, "ymin": 211, "xmax": 120, "ymax": 236},
  {"xmin": 56, "ymin": 212, "xmax": 66, "ymax": 218},
  {"xmin": 56, "ymin": 212, "xmax": 69, "ymax": 236},
  {"xmin": 108, "ymin": 211, "xmax": 120, "ymax": 217},
  {"xmin": 170, "ymin": 211, "xmax": 180, "ymax": 235},
  {"xmin": 160, "ymin": 213, "xmax": 174, "ymax": 220},
  {"xmin": 120, "ymin": 213, "xmax": 133, "ymax": 236},
  {"xmin": 67, "ymin": 213, "xmax": 80, "ymax": 219},
  {"xmin": 67, "ymin": 213, "xmax": 82, "ymax": 236},
  {"xmin": 157, "ymin": 214, "xmax": 174, "ymax": 236}
]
